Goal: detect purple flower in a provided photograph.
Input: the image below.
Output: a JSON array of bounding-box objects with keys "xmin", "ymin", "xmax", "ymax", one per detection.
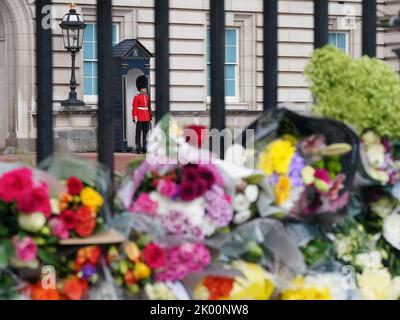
[
  {"xmin": 289, "ymin": 152, "xmax": 305, "ymax": 187},
  {"xmin": 160, "ymin": 210, "xmax": 204, "ymax": 240},
  {"xmin": 81, "ymin": 264, "xmax": 97, "ymax": 280},
  {"xmin": 204, "ymin": 185, "xmax": 233, "ymax": 227}
]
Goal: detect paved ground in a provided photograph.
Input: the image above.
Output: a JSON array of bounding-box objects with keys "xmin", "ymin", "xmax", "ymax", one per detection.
[{"xmin": 0, "ymin": 153, "xmax": 140, "ymax": 174}]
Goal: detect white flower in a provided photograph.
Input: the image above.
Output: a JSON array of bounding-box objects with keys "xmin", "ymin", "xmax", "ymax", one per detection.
[
  {"xmin": 50, "ymin": 198, "xmax": 60, "ymax": 215},
  {"xmin": 244, "ymin": 185, "xmax": 259, "ymax": 203},
  {"xmin": 18, "ymin": 212, "xmax": 46, "ymax": 233},
  {"xmin": 362, "ymin": 131, "xmax": 381, "ymax": 146},
  {"xmin": 383, "ymin": 213, "xmax": 400, "ymax": 250},
  {"xmin": 225, "ymin": 144, "xmax": 247, "ymax": 167},
  {"xmin": 145, "ymin": 283, "xmax": 177, "ymax": 300},
  {"xmin": 234, "ymin": 194, "xmax": 250, "ymax": 212},
  {"xmin": 334, "ymin": 238, "xmax": 352, "ymax": 260},
  {"xmin": 233, "ymin": 210, "xmax": 252, "ymax": 225},
  {"xmin": 366, "ymin": 144, "xmax": 386, "ymax": 168},
  {"xmin": 355, "ymin": 251, "xmax": 383, "ymax": 270},
  {"xmin": 358, "ymin": 268, "xmax": 399, "ymax": 300}
]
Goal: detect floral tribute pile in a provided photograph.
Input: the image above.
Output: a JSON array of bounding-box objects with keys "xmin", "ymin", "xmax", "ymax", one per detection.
[{"xmin": 3, "ymin": 107, "xmax": 400, "ymax": 300}]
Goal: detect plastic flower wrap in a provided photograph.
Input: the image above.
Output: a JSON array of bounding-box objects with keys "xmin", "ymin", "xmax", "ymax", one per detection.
[
  {"xmin": 207, "ymin": 218, "xmax": 306, "ymax": 282},
  {"xmin": 193, "ymin": 261, "xmax": 275, "ymax": 300},
  {"xmin": 359, "ymin": 130, "xmax": 400, "ymax": 185},
  {"xmin": 38, "ymin": 154, "xmax": 111, "ymax": 239}
]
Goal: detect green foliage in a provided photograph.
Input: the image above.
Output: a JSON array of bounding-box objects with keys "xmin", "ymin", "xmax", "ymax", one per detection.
[{"xmin": 305, "ymin": 45, "xmax": 400, "ymax": 138}]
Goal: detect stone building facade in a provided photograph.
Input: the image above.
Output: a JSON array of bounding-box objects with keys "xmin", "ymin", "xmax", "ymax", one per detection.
[{"xmin": 0, "ymin": 0, "xmax": 398, "ymax": 152}]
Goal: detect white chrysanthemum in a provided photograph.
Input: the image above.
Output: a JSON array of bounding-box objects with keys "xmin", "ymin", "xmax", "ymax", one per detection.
[
  {"xmin": 355, "ymin": 251, "xmax": 383, "ymax": 270},
  {"xmin": 244, "ymin": 185, "xmax": 259, "ymax": 203},
  {"xmin": 234, "ymin": 193, "xmax": 250, "ymax": 212},
  {"xmin": 383, "ymin": 213, "xmax": 400, "ymax": 250}
]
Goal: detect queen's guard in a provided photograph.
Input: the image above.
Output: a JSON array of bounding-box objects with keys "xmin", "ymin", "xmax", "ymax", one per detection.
[{"xmin": 132, "ymin": 75, "xmax": 152, "ymax": 154}]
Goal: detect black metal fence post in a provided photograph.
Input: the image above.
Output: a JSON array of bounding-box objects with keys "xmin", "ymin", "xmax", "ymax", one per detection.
[
  {"xmin": 362, "ymin": 0, "xmax": 377, "ymax": 57},
  {"xmin": 36, "ymin": 0, "xmax": 54, "ymax": 163},
  {"xmin": 97, "ymin": 0, "xmax": 114, "ymax": 176},
  {"xmin": 264, "ymin": 0, "xmax": 278, "ymax": 111},
  {"xmin": 155, "ymin": 0, "xmax": 170, "ymax": 122},
  {"xmin": 314, "ymin": 0, "xmax": 329, "ymax": 48},
  {"xmin": 210, "ymin": 0, "xmax": 225, "ymax": 132}
]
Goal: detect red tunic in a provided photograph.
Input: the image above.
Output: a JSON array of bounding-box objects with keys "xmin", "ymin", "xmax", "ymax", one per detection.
[{"xmin": 132, "ymin": 94, "xmax": 152, "ymax": 122}]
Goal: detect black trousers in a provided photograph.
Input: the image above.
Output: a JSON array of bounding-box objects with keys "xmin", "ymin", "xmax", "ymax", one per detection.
[{"xmin": 135, "ymin": 121, "xmax": 150, "ymax": 150}]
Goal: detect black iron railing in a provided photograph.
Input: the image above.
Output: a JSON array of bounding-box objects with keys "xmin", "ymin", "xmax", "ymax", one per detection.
[{"xmin": 35, "ymin": 0, "xmax": 378, "ymax": 179}]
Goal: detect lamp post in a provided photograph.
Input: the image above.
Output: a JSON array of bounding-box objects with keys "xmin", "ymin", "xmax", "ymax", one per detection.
[{"xmin": 60, "ymin": 3, "xmax": 86, "ymax": 107}]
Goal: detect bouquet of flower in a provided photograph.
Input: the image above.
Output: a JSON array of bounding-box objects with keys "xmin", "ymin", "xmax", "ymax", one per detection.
[
  {"xmin": 39, "ymin": 154, "xmax": 111, "ymax": 240},
  {"xmin": 27, "ymin": 245, "xmax": 102, "ymax": 300},
  {"xmin": 359, "ymin": 131, "xmax": 400, "ymax": 185},
  {"xmin": 193, "ymin": 261, "xmax": 275, "ymax": 300},
  {"xmin": 256, "ymin": 133, "xmax": 352, "ymax": 217},
  {"xmin": 118, "ymin": 160, "xmax": 233, "ymax": 240},
  {"xmin": 49, "ymin": 176, "xmax": 104, "ymax": 240},
  {"xmin": 108, "ymin": 237, "xmax": 211, "ymax": 296},
  {"xmin": 0, "ymin": 165, "xmax": 64, "ymax": 272}
]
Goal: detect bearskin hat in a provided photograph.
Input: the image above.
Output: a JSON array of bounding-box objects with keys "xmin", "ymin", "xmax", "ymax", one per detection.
[{"xmin": 136, "ymin": 75, "xmax": 148, "ymax": 91}]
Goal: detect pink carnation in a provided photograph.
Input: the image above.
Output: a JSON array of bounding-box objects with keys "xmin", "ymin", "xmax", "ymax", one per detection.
[
  {"xmin": 12, "ymin": 236, "xmax": 38, "ymax": 262},
  {"xmin": 156, "ymin": 179, "xmax": 178, "ymax": 198},
  {"xmin": 49, "ymin": 218, "xmax": 69, "ymax": 240},
  {"xmin": 17, "ymin": 185, "xmax": 52, "ymax": 217},
  {"xmin": 130, "ymin": 193, "xmax": 158, "ymax": 216},
  {"xmin": 0, "ymin": 168, "xmax": 33, "ymax": 203}
]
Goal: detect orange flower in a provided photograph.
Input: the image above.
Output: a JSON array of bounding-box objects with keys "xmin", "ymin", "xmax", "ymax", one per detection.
[
  {"xmin": 30, "ymin": 283, "xmax": 61, "ymax": 300},
  {"xmin": 275, "ymin": 176, "xmax": 291, "ymax": 205},
  {"xmin": 63, "ymin": 276, "xmax": 88, "ymax": 300},
  {"xmin": 124, "ymin": 270, "xmax": 138, "ymax": 285},
  {"xmin": 74, "ymin": 206, "xmax": 96, "ymax": 238},
  {"xmin": 204, "ymin": 276, "xmax": 234, "ymax": 300},
  {"xmin": 74, "ymin": 246, "xmax": 101, "ymax": 270},
  {"xmin": 60, "ymin": 193, "xmax": 73, "ymax": 210}
]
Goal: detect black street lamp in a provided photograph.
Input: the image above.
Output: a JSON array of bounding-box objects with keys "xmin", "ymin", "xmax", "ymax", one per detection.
[{"xmin": 60, "ymin": 3, "xmax": 86, "ymax": 107}]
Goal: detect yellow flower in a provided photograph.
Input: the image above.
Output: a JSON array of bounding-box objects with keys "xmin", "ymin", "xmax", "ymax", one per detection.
[
  {"xmin": 124, "ymin": 242, "xmax": 140, "ymax": 263},
  {"xmin": 80, "ymin": 187, "xmax": 104, "ymax": 210},
  {"xmin": 134, "ymin": 262, "xmax": 151, "ymax": 280},
  {"xmin": 281, "ymin": 276, "xmax": 332, "ymax": 300},
  {"xmin": 257, "ymin": 139, "xmax": 296, "ymax": 176},
  {"xmin": 275, "ymin": 176, "xmax": 291, "ymax": 205}
]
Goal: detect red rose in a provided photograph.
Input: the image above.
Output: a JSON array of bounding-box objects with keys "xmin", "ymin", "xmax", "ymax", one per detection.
[
  {"xmin": 17, "ymin": 186, "xmax": 51, "ymax": 217},
  {"xmin": 60, "ymin": 209, "xmax": 78, "ymax": 230},
  {"xmin": 67, "ymin": 176, "xmax": 84, "ymax": 196},
  {"xmin": 0, "ymin": 168, "xmax": 33, "ymax": 203},
  {"xmin": 75, "ymin": 219, "xmax": 96, "ymax": 238},
  {"xmin": 142, "ymin": 243, "xmax": 165, "ymax": 269},
  {"xmin": 74, "ymin": 206, "xmax": 96, "ymax": 238},
  {"xmin": 76, "ymin": 206, "xmax": 93, "ymax": 222}
]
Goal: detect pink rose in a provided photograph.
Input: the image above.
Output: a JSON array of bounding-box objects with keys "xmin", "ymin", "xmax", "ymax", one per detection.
[
  {"xmin": 142, "ymin": 243, "xmax": 165, "ymax": 269},
  {"xmin": 130, "ymin": 193, "xmax": 158, "ymax": 216},
  {"xmin": 0, "ymin": 168, "xmax": 33, "ymax": 203},
  {"xmin": 12, "ymin": 236, "xmax": 38, "ymax": 262},
  {"xmin": 17, "ymin": 185, "xmax": 52, "ymax": 217},
  {"xmin": 156, "ymin": 180, "xmax": 178, "ymax": 198},
  {"xmin": 49, "ymin": 218, "xmax": 69, "ymax": 240}
]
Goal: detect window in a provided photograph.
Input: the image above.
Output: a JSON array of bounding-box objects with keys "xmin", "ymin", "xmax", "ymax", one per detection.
[
  {"xmin": 207, "ymin": 28, "xmax": 239, "ymax": 100},
  {"xmin": 83, "ymin": 23, "xmax": 119, "ymax": 97},
  {"xmin": 329, "ymin": 32, "xmax": 348, "ymax": 53}
]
